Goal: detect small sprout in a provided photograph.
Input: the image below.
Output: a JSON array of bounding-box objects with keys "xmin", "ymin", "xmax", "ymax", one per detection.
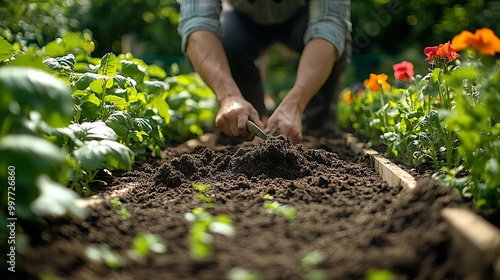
[
  {"xmin": 364, "ymin": 269, "xmax": 396, "ymax": 280},
  {"xmin": 263, "ymin": 194, "xmax": 274, "ymax": 200},
  {"xmin": 192, "ymin": 183, "xmax": 216, "ymax": 208},
  {"xmin": 127, "ymin": 233, "xmax": 167, "ymax": 260},
  {"xmin": 86, "ymin": 244, "xmax": 125, "ymax": 270},
  {"xmin": 185, "ymin": 207, "xmax": 234, "ymax": 260},
  {"xmin": 111, "ymin": 198, "xmax": 131, "ymax": 219},
  {"xmin": 111, "ymin": 197, "xmax": 122, "ymax": 208},
  {"xmin": 227, "ymin": 267, "xmax": 262, "ymax": 280},
  {"xmin": 118, "ymin": 207, "xmax": 131, "ymax": 220},
  {"xmin": 301, "ymin": 251, "xmax": 327, "ymax": 280},
  {"xmin": 301, "ymin": 250, "xmax": 326, "ymax": 271},
  {"xmin": 263, "ymin": 195, "xmax": 296, "ymax": 221},
  {"xmin": 193, "ymin": 183, "xmax": 211, "ymax": 192}
]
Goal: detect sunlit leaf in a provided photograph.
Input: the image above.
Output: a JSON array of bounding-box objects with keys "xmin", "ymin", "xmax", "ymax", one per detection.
[
  {"xmin": 0, "ymin": 37, "xmax": 12, "ymax": 62},
  {"xmin": 105, "ymin": 112, "xmax": 134, "ymax": 137},
  {"xmin": 0, "ymin": 67, "xmax": 73, "ymax": 128},
  {"xmin": 98, "ymin": 53, "xmax": 117, "ymax": 77},
  {"xmin": 31, "ymin": 175, "xmax": 87, "ymax": 218},
  {"xmin": 147, "ymin": 64, "xmax": 167, "ymax": 80},
  {"xmin": 74, "ymin": 140, "xmax": 134, "ymax": 170},
  {"xmin": 68, "ymin": 121, "xmax": 117, "ymax": 142},
  {"xmin": 43, "ymin": 54, "xmax": 75, "ymax": 71}
]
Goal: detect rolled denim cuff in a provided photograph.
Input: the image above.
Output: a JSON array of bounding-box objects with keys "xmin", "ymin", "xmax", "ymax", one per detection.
[
  {"xmin": 304, "ymin": 21, "xmax": 347, "ymax": 60},
  {"xmin": 178, "ymin": 17, "xmax": 220, "ymax": 53}
]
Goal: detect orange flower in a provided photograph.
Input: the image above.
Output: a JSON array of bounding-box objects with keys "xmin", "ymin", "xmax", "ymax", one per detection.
[
  {"xmin": 363, "ymin": 73, "xmax": 391, "ymax": 92},
  {"xmin": 343, "ymin": 90, "xmax": 355, "ymax": 104},
  {"xmin": 424, "ymin": 41, "xmax": 459, "ymax": 63},
  {"xmin": 451, "ymin": 28, "xmax": 500, "ymax": 56}
]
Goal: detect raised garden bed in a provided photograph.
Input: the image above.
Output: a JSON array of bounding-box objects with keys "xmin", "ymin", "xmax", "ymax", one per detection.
[{"xmin": 16, "ymin": 130, "xmax": 499, "ymax": 279}]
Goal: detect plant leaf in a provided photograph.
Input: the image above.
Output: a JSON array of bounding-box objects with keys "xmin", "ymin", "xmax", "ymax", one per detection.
[
  {"xmin": 0, "ymin": 36, "xmax": 12, "ymax": 62},
  {"xmin": 31, "ymin": 175, "xmax": 87, "ymax": 218},
  {"xmin": 105, "ymin": 111, "xmax": 135, "ymax": 137},
  {"xmin": 98, "ymin": 53, "xmax": 117, "ymax": 77},
  {"xmin": 68, "ymin": 121, "xmax": 118, "ymax": 142},
  {"xmin": 43, "ymin": 54, "xmax": 76, "ymax": 71},
  {"xmin": 74, "ymin": 140, "xmax": 134, "ymax": 170},
  {"xmin": 0, "ymin": 67, "xmax": 73, "ymax": 128}
]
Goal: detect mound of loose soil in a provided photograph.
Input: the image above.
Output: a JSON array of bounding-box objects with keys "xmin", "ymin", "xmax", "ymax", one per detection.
[{"xmin": 16, "ymin": 132, "xmax": 471, "ymax": 280}]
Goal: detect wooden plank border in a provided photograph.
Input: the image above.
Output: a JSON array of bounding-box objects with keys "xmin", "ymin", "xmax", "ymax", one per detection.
[{"xmin": 341, "ymin": 132, "xmax": 500, "ymax": 279}]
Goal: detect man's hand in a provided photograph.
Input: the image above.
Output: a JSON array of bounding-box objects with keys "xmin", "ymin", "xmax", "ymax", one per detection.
[
  {"xmin": 216, "ymin": 95, "xmax": 264, "ymax": 138},
  {"xmin": 266, "ymin": 101, "xmax": 302, "ymax": 143}
]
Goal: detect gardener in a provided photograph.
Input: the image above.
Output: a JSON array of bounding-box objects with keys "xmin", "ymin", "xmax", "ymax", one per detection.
[{"xmin": 177, "ymin": 0, "xmax": 351, "ymax": 143}]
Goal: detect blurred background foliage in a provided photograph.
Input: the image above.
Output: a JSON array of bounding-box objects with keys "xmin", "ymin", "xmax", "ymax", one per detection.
[{"xmin": 1, "ymin": 0, "xmax": 499, "ymax": 91}]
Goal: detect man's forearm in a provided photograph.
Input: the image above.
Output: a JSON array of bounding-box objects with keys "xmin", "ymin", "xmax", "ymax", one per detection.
[
  {"xmin": 185, "ymin": 30, "xmax": 242, "ymax": 105},
  {"xmin": 281, "ymin": 38, "xmax": 337, "ymax": 112}
]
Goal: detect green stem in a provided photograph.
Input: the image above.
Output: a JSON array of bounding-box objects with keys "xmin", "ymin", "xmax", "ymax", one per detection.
[
  {"xmin": 0, "ymin": 115, "xmax": 13, "ymax": 138},
  {"xmin": 446, "ymin": 129, "xmax": 453, "ymax": 169},
  {"xmin": 379, "ymin": 86, "xmax": 388, "ymax": 132},
  {"xmin": 99, "ymin": 79, "xmax": 108, "ymax": 119}
]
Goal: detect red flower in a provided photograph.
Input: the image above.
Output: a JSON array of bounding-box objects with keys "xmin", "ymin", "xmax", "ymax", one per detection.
[
  {"xmin": 393, "ymin": 61, "xmax": 414, "ymax": 81},
  {"xmin": 424, "ymin": 41, "xmax": 459, "ymax": 63}
]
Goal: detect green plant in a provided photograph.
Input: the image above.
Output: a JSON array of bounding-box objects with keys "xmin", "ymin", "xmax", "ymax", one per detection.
[
  {"xmin": 226, "ymin": 267, "xmax": 262, "ymax": 280},
  {"xmin": 127, "ymin": 233, "xmax": 167, "ymax": 260},
  {"xmin": 185, "ymin": 184, "xmax": 234, "ymax": 260},
  {"xmin": 1, "ymin": 31, "xmax": 217, "ymax": 222},
  {"xmin": 339, "ymin": 27, "xmax": 500, "ymax": 209},
  {"xmin": 300, "ymin": 250, "xmax": 328, "ymax": 280},
  {"xmin": 110, "ymin": 197, "xmax": 122, "ymax": 208},
  {"xmin": 364, "ymin": 269, "xmax": 396, "ymax": 280},
  {"xmin": 263, "ymin": 194, "xmax": 296, "ymax": 221},
  {"xmin": 85, "ymin": 244, "xmax": 126, "ymax": 270},
  {"xmin": 192, "ymin": 183, "xmax": 216, "ymax": 208},
  {"xmin": 110, "ymin": 197, "xmax": 132, "ymax": 220}
]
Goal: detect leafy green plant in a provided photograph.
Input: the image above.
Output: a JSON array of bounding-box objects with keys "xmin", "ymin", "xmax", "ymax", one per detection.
[
  {"xmin": 0, "ymin": 66, "xmax": 83, "ymax": 220},
  {"xmin": 263, "ymin": 194, "xmax": 296, "ymax": 221},
  {"xmin": 1, "ymin": 30, "xmax": 218, "ymax": 220},
  {"xmin": 440, "ymin": 51, "xmax": 500, "ymax": 209},
  {"xmin": 127, "ymin": 233, "xmax": 167, "ymax": 260}
]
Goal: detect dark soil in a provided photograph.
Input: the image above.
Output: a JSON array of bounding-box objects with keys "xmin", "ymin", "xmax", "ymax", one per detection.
[{"xmin": 15, "ymin": 131, "xmax": 476, "ymax": 280}]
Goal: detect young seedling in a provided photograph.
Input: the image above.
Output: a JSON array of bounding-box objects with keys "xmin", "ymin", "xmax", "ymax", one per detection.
[
  {"xmin": 227, "ymin": 267, "xmax": 262, "ymax": 280},
  {"xmin": 110, "ymin": 197, "xmax": 122, "ymax": 207},
  {"xmin": 110, "ymin": 197, "xmax": 131, "ymax": 220},
  {"xmin": 263, "ymin": 194, "xmax": 297, "ymax": 221},
  {"xmin": 127, "ymin": 232, "xmax": 167, "ymax": 260},
  {"xmin": 85, "ymin": 243, "xmax": 125, "ymax": 270},
  {"xmin": 364, "ymin": 269, "xmax": 396, "ymax": 280},
  {"xmin": 185, "ymin": 184, "xmax": 234, "ymax": 260},
  {"xmin": 192, "ymin": 183, "xmax": 216, "ymax": 208},
  {"xmin": 300, "ymin": 250, "xmax": 327, "ymax": 280}
]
